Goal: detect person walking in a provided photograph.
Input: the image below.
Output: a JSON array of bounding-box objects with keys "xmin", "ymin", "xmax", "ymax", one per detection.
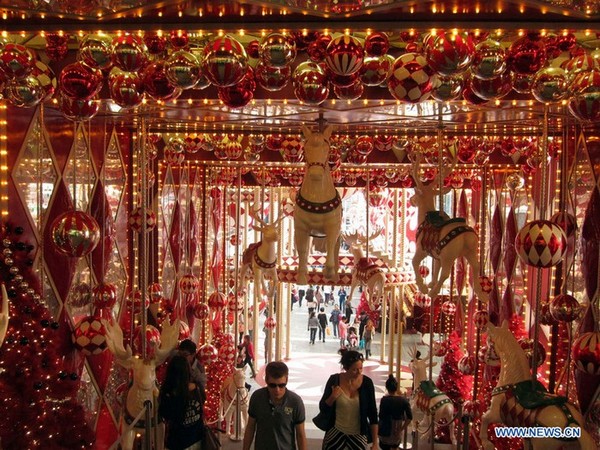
[
  {"xmin": 243, "ymin": 361, "xmax": 307, "ymax": 450},
  {"xmin": 317, "ymin": 306, "xmax": 328, "ymax": 342},
  {"xmin": 316, "ymin": 349, "xmax": 379, "ymax": 450},
  {"xmin": 338, "ymin": 316, "xmax": 348, "ymax": 349},
  {"xmin": 158, "ymin": 354, "xmax": 206, "ymax": 450},
  {"xmin": 363, "ymin": 318, "xmax": 376, "ymax": 360},
  {"xmin": 307, "ymin": 311, "xmax": 319, "ymax": 344},
  {"xmin": 298, "ymin": 287, "xmax": 306, "ymax": 307},
  {"xmin": 358, "ymin": 311, "xmax": 369, "ymax": 341},
  {"xmin": 338, "ymin": 287, "xmax": 347, "ymax": 310},
  {"xmin": 329, "ymin": 304, "xmax": 341, "ymax": 338},
  {"xmin": 378, "ymin": 374, "xmax": 412, "ymax": 450},
  {"xmin": 240, "ymin": 334, "xmax": 257, "ymax": 378},
  {"xmin": 315, "ymin": 286, "xmax": 324, "ymax": 309},
  {"xmin": 345, "ymin": 299, "xmax": 353, "ymax": 324}
]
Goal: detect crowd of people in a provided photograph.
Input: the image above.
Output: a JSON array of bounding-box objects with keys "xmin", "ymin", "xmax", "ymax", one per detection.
[{"xmin": 154, "ymin": 283, "xmax": 413, "ymax": 450}]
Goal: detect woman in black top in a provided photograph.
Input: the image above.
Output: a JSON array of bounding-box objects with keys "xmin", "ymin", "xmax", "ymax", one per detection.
[
  {"xmin": 158, "ymin": 354, "xmax": 205, "ymax": 450},
  {"xmin": 317, "ymin": 307, "xmax": 329, "ymax": 342},
  {"xmin": 378, "ymin": 374, "xmax": 412, "ymax": 450}
]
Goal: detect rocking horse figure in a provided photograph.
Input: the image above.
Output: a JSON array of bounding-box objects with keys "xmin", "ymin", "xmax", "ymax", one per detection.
[
  {"xmin": 239, "ymin": 204, "xmax": 283, "ymax": 299},
  {"xmin": 103, "ymin": 318, "xmax": 180, "ymax": 450},
  {"xmin": 411, "ymin": 153, "xmax": 489, "ymax": 303},
  {"xmin": 342, "ymin": 229, "xmax": 386, "ymax": 305},
  {"xmin": 481, "ymin": 321, "xmax": 595, "ymax": 450},
  {"xmin": 0, "ymin": 284, "xmax": 8, "ymax": 348},
  {"xmin": 408, "ymin": 346, "xmax": 457, "ymax": 445},
  {"xmin": 221, "ymin": 368, "xmax": 249, "ymax": 441},
  {"xmin": 294, "ymin": 123, "xmax": 342, "ymax": 284}
]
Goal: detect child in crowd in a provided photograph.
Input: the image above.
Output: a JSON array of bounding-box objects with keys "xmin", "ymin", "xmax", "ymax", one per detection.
[{"xmin": 347, "ymin": 326, "xmax": 359, "ymax": 351}]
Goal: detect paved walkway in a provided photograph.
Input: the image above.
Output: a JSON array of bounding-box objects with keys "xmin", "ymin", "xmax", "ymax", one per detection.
[{"xmin": 220, "ymin": 294, "xmax": 448, "ymax": 449}]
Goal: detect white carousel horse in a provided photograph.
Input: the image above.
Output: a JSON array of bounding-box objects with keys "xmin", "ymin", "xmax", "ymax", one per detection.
[
  {"xmin": 239, "ymin": 204, "xmax": 283, "ymax": 300},
  {"xmin": 342, "ymin": 229, "xmax": 386, "ymax": 305},
  {"xmin": 408, "ymin": 346, "xmax": 457, "ymax": 445},
  {"xmin": 294, "ymin": 124, "xmax": 342, "ymax": 284},
  {"xmin": 221, "ymin": 368, "xmax": 249, "ymax": 441},
  {"xmin": 103, "ymin": 318, "xmax": 179, "ymax": 450},
  {"xmin": 410, "ymin": 153, "xmax": 489, "ymax": 303},
  {"xmin": 481, "ymin": 320, "xmax": 595, "ymax": 450},
  {"xmin": 0, "ymin": 284, "xmax": 9, "ymax": 348}
]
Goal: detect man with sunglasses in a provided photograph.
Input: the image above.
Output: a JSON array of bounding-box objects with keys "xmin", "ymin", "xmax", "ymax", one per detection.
[{"xmin": 243, "ymin": 361, "xmax": 307, "ymax": 450}]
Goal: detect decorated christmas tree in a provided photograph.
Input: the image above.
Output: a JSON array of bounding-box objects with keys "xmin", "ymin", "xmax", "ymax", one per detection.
[{"xmin": 0, "ymin": 223, "xmax": 94, "ymax": 449}]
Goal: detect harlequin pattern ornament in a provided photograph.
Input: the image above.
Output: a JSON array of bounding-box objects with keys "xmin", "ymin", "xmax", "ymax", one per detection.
[
  {"xmin": 79, "ymin": 34, "xmax": 113, "ymax": 70},
  {"xmin": 550, "ymin": 211, "xmax": 577, "ymax": 239},
  {"xmin": 50, "ymin": 210, "xmax": 100, "ymax": 257},
  {"xmin": 387, "ymin": 53, "xmax": 433, "ymax": 103},
  {"xmin": 0, "ymin": 43, "xmax": 35, "ymax": 79},
  {"xmin": 179, "ymin": 273, "xmax": 200, "ymax": 295},
  {"xmin": 197, "ymin": 343, "xmax": 218, "ymax": 366},
  {"xmin": 458, "ymin": 355, "xmax": 476, "ymax": 375},
  {"xmin": 474, "ymin": 310, "xmax": 489, "ymax": 329},
  {"xmin": 471, "ymin": 39, "xmax": 507, "ymax": 80},
  {"xmin": 92, "ymin": 282, "xmax": 118, "ymax": 310},
  {"xmin": 72, "ymin": 316, "xmax": 107, "ymax": 356},
  {"xmin": 325, "ymin": 35, "xmax": 364, "ymax": 76},
  {"xmin": 264, "ymin": 316, "xmax": 277, "ymax": 330},
  {"xmin": 109, "ymin": 69, "xmax": 144, "ymax": 109},
  {"xmin": 572, "ymin": 332, "xmax": 600, "ymax": 375},
  {"xmin": 58, "ymin": 94, "xmax": 99, "ymax": 121},
  {"xmin": 549, "ymin": 294, "xmax": 582, "ymax": 323},
  {"xmin": 260, "ymin": 32, "xmax": 296, "ymax": 67},
  {"xmin": 418, "ymin": 265, "xmax": 430, "ymax": 278},
  {"xmin": 165, "ymin": 50, "xmax": 201, "ymax": 90},
  {"xmin": 441, "ymin": 299, "xmax": 456, "ymax": 315},
  {"xmin": 255, "ymin": 60, "xmax": 291, "ymax": 91},
  {"xmin": 29, "ymin": 60, "xmax": 56, "ymax": 102},
  {"xmin": 531, "ymin": 67, "xmax": 569, "ymax": 104},
  {"xmin": 515, "ymin": 220, "xmax": 567, "ymax": 268},
  {"xmin": 568, "ymin": 69, "xmax": 600, "ymax": 123},
  {"xmin": 280, "ymin": 135, "xmax": 304, "ymax": 163},
  {"xmin": 360, "ymin": 54, "xmax": 393, "ymax": 87},
  {"xmin": 479, "ymin": 275, "xmax": 493, "ymax": 294},
  {"xmin": 364, "ymin": 32, "xmax": 389, "ymax": 57},
  {"xmin": 112, "ymin": 34, "xmax": 147, "ymax": 72},
  {"xmin": 293, "ymin": 63, "xmax": 329, "ymax": 105},
  {"xmin": 128, "ymin": 207, "xmax": 157, "ymax": 233},
  {"xmin": 59, "ymin": 61, "xmax": 103, "ymax": 100},
  {"xmin": 202, "ymin": 35, "xmax": 248, "ymax": 88},
  {"xmin": 218, "ymin": 342, "xmax": 237, "ymax": 365},
  {"xmin": 430, "ymin": 74, "xmax": 463, "ymax": 101},
  {"xmin": 208, "ymin": 291, "xmax": 227, "ymax": 309},
  {"xmin": 425, "ymin": 31, "xmax": 474, "ymax": 76},
  {"xmin": 414, "ymin": 292, "xmax": 431, "ymax": 308},
  {"xmin": 132, "ymin": 324, "xmax": 161, "ymax": 359},
  {"xmin": 508, "ymin": 32, "xmax": 547, "ymax": 76},
  {"xmin": 193, "ymin": 302, "xmax": 210, "ymax": 320}
]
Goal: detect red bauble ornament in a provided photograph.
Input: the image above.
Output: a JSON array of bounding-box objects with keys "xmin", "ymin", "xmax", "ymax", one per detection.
[
  {"xmin": 142, "ymin": 61, "xmax": 178, "ymax": 101},
  {"xmin": 259, "ymin": 32, "xmax": 296, "ymax": 67},
  {"xmin": 293, "ymin": 64, "xmax": 329, "ymax": 105},
  {"xmin": 432, "ymin": 340, "xmax": 448, "ymax": 356},
  {"xmin": 441, "ymin": 299, "xmax": 456, "ymax": 315},
  {"xmin": 307, "ymin": 34, "xmax": 332, "ymax": 62},
  {"xmin": 515, "ymin": 220, "xmax": 567, "ymax": 268},
  {"xmin": 360, "ymin": 54, "xmax": 394, "ymax": 87},
  {"xmin": 72, "ymin": 315, "xmax": 107, "ymax": 355},
  {"xmin": 202, "ymin": 35, "xmax": 248, "ymax": 88},
  {"xmin": 426, "ymin": 31, "xmax": 474, "ymax": 76},
  {"xmin": 458, "ymin": 354, "xmax": 476, "ymax": 375},
  {"xmin": 549, "ymin": 293, "xmax": 582, "ymax": 322},
  {"xmin": 218, "ymin": 67, "xmax": 256, "ymax": 109},
  {"xmin": 218, "ymin": 342, "xmax": 237, "ymax": 365},
  {"xmin": 50, "ymin": 210, "xmax": 100, "ymax": 257},
  {"xmin": 418, "ymin": 265, "xmax": 430, "ymax": 278},
  {"xmin": 364, "ymin": 32, "xmax": 389, "ymax": 57},
  {"xmin": 568, "ymin": 69, "xmax": 600, "ymax": 123},
  {"xmin": 333, "ymin": 79, "xmax": 364, "ymax": 101},
  {"xmin": 572, "ymin": 332, "xmax": 600, "ymax": 375},
  {"xmin": 474, "ymin": 310, "xmax": 489, "ymax": 329},
  {"xmin": 414, "ymin": 292, "xmax": 431, "ymax": 308},
  {"xmin": 549, "ymin": 211, "xmax": 577, "ymax": 239},
  {"xmin": 354, "ymin": 135, "xmax": 374, "ymax": 155},
  {"xmin": 58, "ymin": 94, "xmax": 100, "ymax": 121},
  {"xmin": 109, "ymin": 69, "xmax": 144, "ymax": 109},
  {"xmin": 471, "ymin": 39, "xmax": 507, "ymax": 80},
  {"xmin": 325, "ymin": 35, "xmax": 364, "ymax": 76},
  {"xmin": 518, "ymin": 337, "xmax": 546, "ymax": 367},
  {"xmin": 463, "ymin": 399, "xmax": 482, "ymax": 419},
  {"xmin": 92, "ymin": 283, "xmax": 118, "ymax": 310},
  {"xmin": 470, "ymin": 71, "xmax": 512, "ymax": 100},
  {"xmin": 255, "ymin": 60, "xmax": 291, "ymax": 91},
  {"xmin": 197, "ymin": 343, "xmax": 218, "ymax": 366},
  {"xmin": 179, "ymin": 273, "xmax": 200, "ymax": 295},
  {"xmin": 112, "ymin": 34, "xmax": 147, "ymax": 72},
  {"xmin": 143, "ymin": 31, "xmax": 167, "ymax": 55},
  {"xmin": 170, "ymin": 30, "xmax": 189, "ymax": 49},
  {"xmin": 508, "ymin": 32, "xmax": 547, "ymax": 75},
  {"xmin": 165, "ymin": 50, "xmax": 201, "ymax": 90},
  {"xmin": 208, "ymin": 291, "xmax": 227, "ymax": 309},
  {"xmin": 193, "ymin": 302, "xmax": 210, "ymax": 320},
  {"xmin": 59, "ymin": 61, "xmax": 103, "ymax": 100},
  {"xmin": 0, "ymin": 43, "xmax": 35, "ymax": 79},
  {"xmin": 479, "ymin": 275, "xmax": 493, "ymax": 293},
  {"xmin": 280, "ymin": 135, "xmax": 304, "ymax": 163},
  {"xmin": 79, "ymin": 34, "xmax": 113, "ymax": 70}
]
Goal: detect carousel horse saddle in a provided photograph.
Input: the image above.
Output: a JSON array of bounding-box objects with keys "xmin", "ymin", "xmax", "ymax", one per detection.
[
  {"xmin": 419, "ymin": 379, "xmax": 444, "ymax": 398},
  {"xmin": 417, "ymin": 212, "xmax": 472, "ymax": 256},
  {"xmin": 424, "ymin": 211, "xmax": 466, "ymax": 228},
  {"xmin": 513, "ymin": 380, "xmax": 567, "ymax": 409}
]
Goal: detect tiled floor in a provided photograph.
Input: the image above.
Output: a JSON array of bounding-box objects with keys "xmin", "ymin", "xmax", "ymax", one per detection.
[{"xmin": 218, "ymin": 297, "xmax": 450, "ymax": 449}]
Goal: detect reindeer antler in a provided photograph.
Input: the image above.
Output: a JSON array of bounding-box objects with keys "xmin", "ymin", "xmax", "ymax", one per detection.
[
  {"xmin": 102, "ymin": 319, "xmax": 134, "ymax": 368},
  {"xmin": 0, "ymin": 284, "xmax": 9, "ymax": 348},
  {"xmin": 341, "ymin": 230, "xmax": 361, "ymax": 246},
  {"xmin": 155, "ymin": 317, "xmax": 180, "ymax": 365}
]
